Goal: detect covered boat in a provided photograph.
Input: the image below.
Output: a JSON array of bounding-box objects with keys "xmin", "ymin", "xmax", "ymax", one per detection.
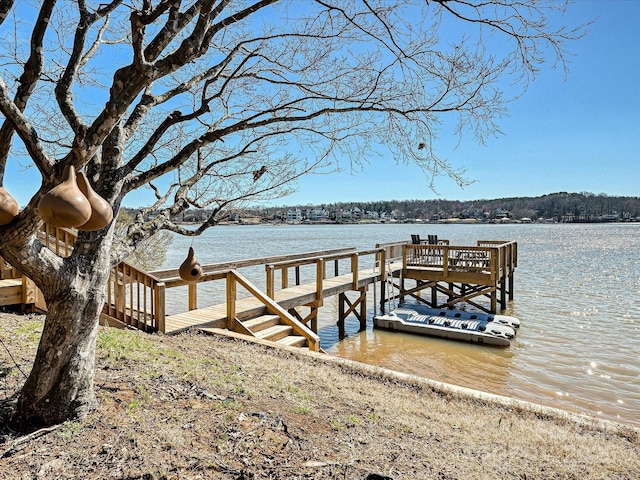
[{"xmin": 373, "ymin": 303, "xmax": 519, "ymax": 347}]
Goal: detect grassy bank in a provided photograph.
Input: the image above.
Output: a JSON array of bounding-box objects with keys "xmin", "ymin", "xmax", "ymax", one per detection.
[{"xmin": 1, "ymin": 311, "xmax": 638, "ymax": 479}]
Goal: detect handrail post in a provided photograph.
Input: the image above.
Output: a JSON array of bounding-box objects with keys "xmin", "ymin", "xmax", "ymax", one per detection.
[
  {"xmin": 226, "ymin": 271, "xmax": 236, "ymax": 328},
  {"xmin": 266, "ymin": 264, "xmax": 275, "ymax": 298},
  {"xmin": 281, "ymin": 267, "xmax": 288, "ymax": 289},
  {"xmin": 381, "ymin": 249, "xmax": 388, "ymax": 313},
  {"xmin": 490, "ymin": 248, "xmax": 498, "ymax": 283},
  {"xmin": 499, "ymin": 244, "xmax": 507, "ymax": 308},
  {"xmin": 443, "ymin": 246, "xmax": 449, "ymax": 277},
  {"xmin": 402, "ymin": 244, "xmax": 407, "ymax": 269},
  {"xmin": 316, "ymin": 258, "xmax": 324, "ymax": 307},
  {"xmin": 115, "ymin": 264, "xmax": 124, "ymax": 322},
  {"xmin": 188, "ymin": 282, "xmax": 197, "ymax": 310},
  {"xmin": 509, "ymin": 243, "xmax": 516, "ymax": 300},
  {"xmin": 154, "ymin": 282, "xmax": 166, "ymax": 333},
  {"xmin": 351, "ymin": 253, "xmax": 359, "ymax": 289}
]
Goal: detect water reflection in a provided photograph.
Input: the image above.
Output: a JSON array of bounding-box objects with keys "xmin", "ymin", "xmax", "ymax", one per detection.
[{"xmin": 318, "ymin": 299, "xmax": 515, "ymax": 401}]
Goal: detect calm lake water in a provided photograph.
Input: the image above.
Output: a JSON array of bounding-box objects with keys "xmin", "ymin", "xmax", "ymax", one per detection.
[{"xmin": 161, "ymin": 223, "xmax": 640, "ymax": 427}]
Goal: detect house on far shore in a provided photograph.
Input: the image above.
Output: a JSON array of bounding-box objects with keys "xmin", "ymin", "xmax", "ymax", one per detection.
[
  {"xmin": 286, "ymin": 208, "xmax": 302, "ymax": 223},
  {"xmin": 306, "ymin": 208, "xmax": 328, "ymax": 221}
]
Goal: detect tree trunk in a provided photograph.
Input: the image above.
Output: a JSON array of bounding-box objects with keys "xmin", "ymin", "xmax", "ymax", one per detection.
[
  {"xmin": 13, "ymin": 288, "xmax": 103, "ymax": 428},
  {"xmin": 12, "ymin": 238, "xmax": 112, "ymax": 429}
]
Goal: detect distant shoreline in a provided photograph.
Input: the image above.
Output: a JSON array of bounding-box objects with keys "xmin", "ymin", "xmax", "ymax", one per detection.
[{"xmin": 185, "ymin": 218, "xmax": 639, "ymax": 226}]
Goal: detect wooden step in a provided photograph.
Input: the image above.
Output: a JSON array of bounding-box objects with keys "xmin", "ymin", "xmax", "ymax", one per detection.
[
  {"xmin": 243, "ymin": 314, "xmax": 281, "ymax": 333},
  {"xmin": 255, "ymin": 324, "xmax": 293, "ymax": 342},
  {"xmin": 276, "ymin": 335, "xmax": 307, "ymax": 348}
]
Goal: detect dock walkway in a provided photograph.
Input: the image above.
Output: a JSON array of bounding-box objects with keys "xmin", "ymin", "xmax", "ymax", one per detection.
[{"xmin": 164, "ymin": 265, "xmax": 390, "ymax": 335}]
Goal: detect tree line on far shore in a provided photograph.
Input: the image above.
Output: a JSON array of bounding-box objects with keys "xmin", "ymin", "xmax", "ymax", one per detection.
[
  {"xmin": 133, "ymin": 192, "xmax": 640, "ymax": 224},
  {"xmin": 338, "ymin": 192, "xmax": 640, "ymax": 222}
]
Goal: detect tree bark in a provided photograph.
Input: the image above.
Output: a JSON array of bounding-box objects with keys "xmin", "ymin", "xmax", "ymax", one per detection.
[
  {"xmin": 12, "ymin": 238, "xmax": 112, "ymax": 429},
  {"xmin": 14, "ymin": 298, "xmax": 99, "ymax": 428}
]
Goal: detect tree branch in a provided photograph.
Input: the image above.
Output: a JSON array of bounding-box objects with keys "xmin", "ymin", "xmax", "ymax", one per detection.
[
  {"xmin": 0, "ymin": 0, "xmax": 56, "ymax": 179},
  {"xmin": 0, "ymin": 76, "xmax": 53, "ymax": 176}
]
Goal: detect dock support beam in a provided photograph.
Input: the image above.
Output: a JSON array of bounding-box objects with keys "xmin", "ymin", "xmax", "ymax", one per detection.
[
  {"xmin": 337, "ymin": 288, "xmax": 368, "ymax": 337},
  {"xmin": 289, "ymin": 306, "xmax": 319, "ymax": 333},
  {"xmin": 398, "ymin": 279, "xmax": 514, "ymax": 314},
  {"xmin": 509, "ymin": 273, "xmax": 515, "ymax": 300}
]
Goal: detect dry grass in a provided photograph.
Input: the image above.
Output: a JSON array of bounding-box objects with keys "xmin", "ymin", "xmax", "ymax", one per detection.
[{"xmin": 1, "ymin": 310, "xmax": 638, "ymax": 480}]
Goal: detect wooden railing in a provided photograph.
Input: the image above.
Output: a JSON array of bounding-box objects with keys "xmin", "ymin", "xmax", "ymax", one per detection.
[
  {"xmin": 0, "ymin": 223, "xmax": 167, "ymax": 330},
  {"xmin": 1, "ymin": 224, "xmax": 76, "ymax": 280},
  {"xmin": 375, "ymin": 240, "xmax": 407, "ymax": 263},
  {"xmin": 403, "ymin": 240, "xmax": 517, "ymax": 282},
  {"xmin": 478, "ymin": 240, "xmax": 518, "ymax": 270},
  {"xmin": 0, "ymin": 224, "xmax": 78, "ymax": 309},
  {"xmin": 264, "ymin": 248, "xmax": 383, "ymax": 307},
  {"xmin": 104, "ymin": 262, "xmax": 166, "ymax": 332},
  {"xmin": 37, "ymin": 224, "xmax": 167, "ymax": 330},
  {"xmin": 152, "ymin": 247, "xmax": 358, "ymax": 311},
  {"xmin": 38, "ymin": 224, "xmax": 76, "ymax": 257}
]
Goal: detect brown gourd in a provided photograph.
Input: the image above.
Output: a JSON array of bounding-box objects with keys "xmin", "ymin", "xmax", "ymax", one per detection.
[
  {"xmin": 38, "ymin": 165, "xmax": 92, "ymax": 228},
  {"xmin": 76, "ymin": 171, "xmax": 113, "ymax": 231},
  {"xmin": 0, "ymin": 187, "xmax": 19, "ymax": 225},
  {"xmin": 179, "ymin": 246, "xmax": 203, "ymax": 282}
]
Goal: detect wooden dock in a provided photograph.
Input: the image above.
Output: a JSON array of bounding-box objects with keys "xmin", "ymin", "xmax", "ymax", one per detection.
[
  {"xmin": 152, "ymin": 248, "xmax": 397, "ymax": 351},
  {"xmin": 163, "ymin": 264, "xmax": 389, "ymax": 334},
  {"xmin": 1, "ymin": 226, "xmax": 517, "ymax": 352}
]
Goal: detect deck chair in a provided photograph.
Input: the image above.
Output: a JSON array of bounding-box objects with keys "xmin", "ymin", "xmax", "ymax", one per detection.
[
  {"xmin": 427, "ymin": 234, "xmax": 438, "ymax": 245},
  {"xmin": 409, "ymin": 234, "xmax": 424, "ymax": 264}
]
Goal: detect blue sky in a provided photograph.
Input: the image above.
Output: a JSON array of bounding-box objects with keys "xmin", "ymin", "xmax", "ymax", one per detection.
[
  {"xmin": 278, "ymin": 0, "xmax": 640, "ymax": 206},
  {"xmin": 3, "ymin": 1, "xmax": 639, "ymax": 208}
]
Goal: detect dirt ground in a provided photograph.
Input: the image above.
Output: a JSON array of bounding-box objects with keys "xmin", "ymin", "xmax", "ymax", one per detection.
[{"xmin": 1, "ymin": 310, "xmax": 639, "ymax": 480}]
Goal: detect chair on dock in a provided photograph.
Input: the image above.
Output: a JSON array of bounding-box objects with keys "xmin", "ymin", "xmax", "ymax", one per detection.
[
  {"xmin": 410, "ymin": 234, "xmax": 443, "ymax": 265},
  {"xmin": 411, "ymin": 234, "xmax": 439, "ymax": 245}
]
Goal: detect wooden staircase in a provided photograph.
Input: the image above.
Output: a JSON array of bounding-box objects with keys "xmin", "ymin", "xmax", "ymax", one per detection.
[
  {"xmin": 244, "ymin": 314, "xmax": 310, "ymax": 348},
  {"xmin": 198, "ymin": 270, "xmax": 321, "ymax": 352},
  {"xmin": 192, "ymin": 312, "xmax": 320, "ymax": 353}
]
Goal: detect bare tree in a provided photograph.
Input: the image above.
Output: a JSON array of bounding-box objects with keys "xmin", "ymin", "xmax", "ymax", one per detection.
[{"xmin": 0, "ymin": 0, "xmax": 584, "ymax": 429}]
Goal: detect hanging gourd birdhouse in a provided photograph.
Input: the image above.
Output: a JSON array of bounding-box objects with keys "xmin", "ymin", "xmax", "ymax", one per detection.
[
  {"xmin": 179, "ymin": 246, "xmax": 203, "ymax": 282},
  {"xmin": 0, "ymin": 186, "xmax": 19, "ymax": 225},
  {"xmin": 38, "ymin": 165, "xmax": 92, "ymax": 228},
  {"xmin": 76, "ymin": 171, "xmax": 113, "ymax": 231}
]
